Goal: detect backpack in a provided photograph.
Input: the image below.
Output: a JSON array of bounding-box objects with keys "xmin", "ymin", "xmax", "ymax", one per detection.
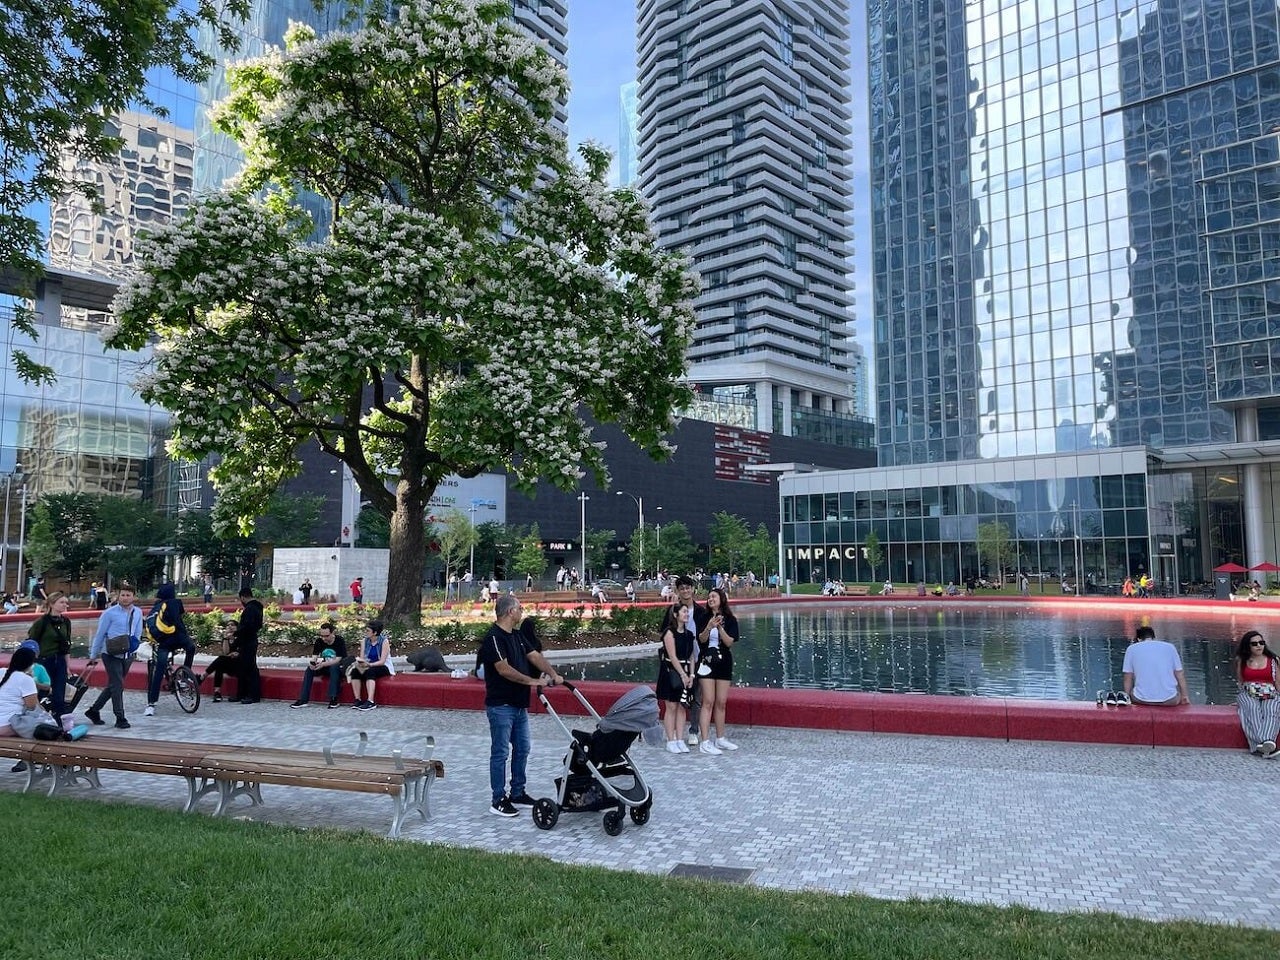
[{"xmin": 143, "ymin": 602, "xmax": 175, "ymax": 646}]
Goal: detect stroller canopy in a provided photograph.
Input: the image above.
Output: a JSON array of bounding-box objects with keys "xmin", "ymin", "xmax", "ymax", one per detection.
[{"xmin": 597, "ymin": 686, "xmax": 659, "ymax": 734}]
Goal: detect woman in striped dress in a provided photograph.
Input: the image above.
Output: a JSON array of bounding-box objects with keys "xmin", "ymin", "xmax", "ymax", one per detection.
[{"xmin": 1236, "ymin": 630, "xmax": 1280, "ymax": 757}]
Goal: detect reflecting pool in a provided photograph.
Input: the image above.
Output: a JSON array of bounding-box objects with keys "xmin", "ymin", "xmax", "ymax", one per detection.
[{"xmin": 566, "ymin": 603, "xmax": 1259, "ymax": 705}]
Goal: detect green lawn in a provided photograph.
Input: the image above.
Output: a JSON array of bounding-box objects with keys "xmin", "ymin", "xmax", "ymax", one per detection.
[{"xmin": 4, "ymin": 792, "xmax": 1276, "ymax": 959}]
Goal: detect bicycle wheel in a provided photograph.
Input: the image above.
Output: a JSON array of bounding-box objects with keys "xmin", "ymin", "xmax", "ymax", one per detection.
[{"xmin": 171, "ymin": 667, "xmax": 201, "ymax": 714}]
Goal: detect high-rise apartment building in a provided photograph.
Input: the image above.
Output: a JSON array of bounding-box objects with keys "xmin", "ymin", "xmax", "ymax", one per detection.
[
  {"xmin": 778, "ymin": 0, "xmax": 1280, "ymax": 589},
  {"xmin": 636, "ymin": 0, "xmax": 868, "ymax": 446}
]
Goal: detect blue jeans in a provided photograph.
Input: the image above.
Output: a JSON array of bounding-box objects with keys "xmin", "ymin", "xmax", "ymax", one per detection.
[
  {"xmin": 147, "ymin": 639, "xmax": 196, "ymax": 705},
  {"xmin": 297, "ymin": 665, "xmax": 341, "ymax": 704},
  {"xmin": 38, "ymin": 654, "xmax": 68, "ymax": 716},
  {"xmin": 486, "ymin": 704, "xmax": 530, "ymax": 804}
]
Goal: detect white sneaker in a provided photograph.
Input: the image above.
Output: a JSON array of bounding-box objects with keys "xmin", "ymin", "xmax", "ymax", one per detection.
[
  {"xmin": 143, "ymin": 705, "xmax": 155, "ymax": 717},
  {"xmin": 685, "ymin": 732, "xmax": 699, "ymax": 746},
  {"xmin": 667, "ymin": 741, "xmax": 682, "ymax": 754},
  {"xmin": 699, "ymin": 740, "xmax": 722, "ymax": 756},
  {"xmin": 715, "ymin": 737, "xmax": 738, "ymax": 751},
  {"xmin": 676, "ymin": 740, "xmax": 690, "ymax": 753}
]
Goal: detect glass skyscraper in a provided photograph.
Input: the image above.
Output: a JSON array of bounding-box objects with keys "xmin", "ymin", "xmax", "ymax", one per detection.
[{"xmin": 780, "ymin": 0, "xmax": 1280, "ymax": 588}]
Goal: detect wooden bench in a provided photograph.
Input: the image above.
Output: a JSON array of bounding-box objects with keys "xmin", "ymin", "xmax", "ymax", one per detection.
[
  {"xmin": 845, "ymin": 585, "xmax": 871, "ymax": 596},
  {"xmin": 0, "ymin": 731, "xmax": 443, "ymax": 838}
]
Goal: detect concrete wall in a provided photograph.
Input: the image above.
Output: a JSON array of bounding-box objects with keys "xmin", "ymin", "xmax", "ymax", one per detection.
[{"xmin": 272, "ymin": 547, "xmax": 389, "ymax": 603}]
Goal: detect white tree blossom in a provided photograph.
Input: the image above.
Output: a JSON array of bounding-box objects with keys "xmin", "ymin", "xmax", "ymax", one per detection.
[{"xmin": 107, "ymin": 0, "xmax": 698, "ymax": 622}]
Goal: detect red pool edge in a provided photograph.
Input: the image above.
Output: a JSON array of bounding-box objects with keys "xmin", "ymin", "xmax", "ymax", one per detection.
[{"xmin": 20, "ymin": 658, "xmax": 1244, "ymax": 751}]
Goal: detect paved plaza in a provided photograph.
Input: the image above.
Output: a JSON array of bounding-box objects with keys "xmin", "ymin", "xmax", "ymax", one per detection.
[{"xmin": 4, "ymin": 689, "xmax": 1276, "ymax": 930}]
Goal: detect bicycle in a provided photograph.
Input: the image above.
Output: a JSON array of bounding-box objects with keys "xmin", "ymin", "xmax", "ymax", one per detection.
[{"xmin": 145, "ymin": 649, "xmax": 202, "ymax": 714}]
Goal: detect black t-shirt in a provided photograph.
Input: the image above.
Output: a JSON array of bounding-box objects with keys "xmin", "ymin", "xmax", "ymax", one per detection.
[
  {"xmin": 310, "ymin": 634, "xmax": 348, "ymax": 659},
  {"xmin": 479, "ymin": 624, "xmax": 538, "ymax": 708}
]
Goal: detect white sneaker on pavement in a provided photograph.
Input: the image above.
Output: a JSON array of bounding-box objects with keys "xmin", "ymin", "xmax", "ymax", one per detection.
[
  {"xmin": 699, "ymin": 740, "xmax": 723, "ymax": 756},
  {"xmin": 667, "ymin": 741, "xmax": 682, "ymax": 753},
  {"xmin": 676, "ymin": 740, "xmax": 690, "ymax": 753},
  {"xmin": 143, "ymin": 705, "xmax": 155, "ymax": 717},
  {"xmin": 715, "ymin": 737, "xmax": 738, "ymax": 751}
]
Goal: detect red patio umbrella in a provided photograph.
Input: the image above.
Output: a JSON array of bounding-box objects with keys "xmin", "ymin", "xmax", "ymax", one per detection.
[
  {"xmin": 1250, "ymin": 562, "xmax": 1280, "ymax": 572},
  {"xmin": 1214, "ymin": 562, "xmax": 1250, "ymax": 573}
]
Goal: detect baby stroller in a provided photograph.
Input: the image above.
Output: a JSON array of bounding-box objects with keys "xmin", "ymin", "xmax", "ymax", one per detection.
[{"xmin": 533, "ymin": 682, "xmax": 656, "ymax": 836}]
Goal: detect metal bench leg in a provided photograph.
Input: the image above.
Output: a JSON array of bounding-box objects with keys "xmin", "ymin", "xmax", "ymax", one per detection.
[
  {"xmin": 388, "ymin": 792, "xmax": 408, "ymax": 839},
  {"xmin": 21, "ymin": 762, "xmax": 54, "ymax": 795},
  {"xmin": 185, "ymin": 776, "xmax": 222, "ymax": 813},
  {"xmin": 214, "ymin": 779, "xmax": 264, "ymax": 817}
]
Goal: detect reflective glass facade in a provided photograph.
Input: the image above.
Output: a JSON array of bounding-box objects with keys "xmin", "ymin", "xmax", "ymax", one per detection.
[
  {"xmin": 781, "ymin": 450, "xmax": 1280, "ymax": 588},
  {"xmin": 870, "ymin": 0, "xmax": 1280, "ymax": 466}
]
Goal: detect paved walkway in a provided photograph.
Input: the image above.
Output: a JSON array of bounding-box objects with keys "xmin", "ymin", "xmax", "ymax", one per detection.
[{"xmin": 4, "ymin": 689, "xmax": 1276, "ymax": 930}]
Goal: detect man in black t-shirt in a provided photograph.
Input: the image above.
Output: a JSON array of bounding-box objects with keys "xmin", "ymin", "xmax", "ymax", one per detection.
[
  {"xmin": 289, "ymin": 621, "xmax": 349, "ymax": 708},
  {"xmin": 479, "ymin": 595, "xmax": 562, "ymax": 818}
]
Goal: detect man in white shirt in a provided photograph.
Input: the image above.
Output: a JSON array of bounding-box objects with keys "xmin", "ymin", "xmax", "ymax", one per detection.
[{"xmin": 1122, "ymin": 626, "xmax": 1190, "ymax": 705}]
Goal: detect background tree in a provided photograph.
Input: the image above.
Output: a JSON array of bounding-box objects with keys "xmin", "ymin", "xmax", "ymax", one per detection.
[
  {"xmin": 653, "ymin": 521, "xmax": 697, "ymax": 576},
  {"xmin": 584, "ymin": 528, "xmax": 616, "ymax": 582},
  {"xmin": 742, "ymin": 523, "xmax": 775, "ymax": 584},
  {"xmin": 355, "ymin": 505, "xmax": 390, "ymax": 548},
  {"xmin": 977, "ymin": 521, "xmax": 1013, "ymax": 581},
  {"xmin": 512, "ymin": 524, "xmax": 546, "ymax": 586},
  {"xmin": 255, "ymin": 492, "xmax": 325, "ymax": 546},
  {"xmin": 627, "ymin": 525, "xmax": 657, "ymax": 578},
  {"xmin": 31, "ymin": 493, "xmax": 102, "ymax": 583},
  {"xmin": 95, "ymin": 495, "xmax": 173, "ymax": 587},
  {"xmin": 708, "ymin": 511, "xmax": 752, "ymax": 574},
  {"xmin": 23, "ymin": 513, "xmax": 58, "ymax": 586},
  {"xmin": 433, "ymin": 510, "xmax": 476, "ymax": 582},
  {"xmin": 173, "ymin": 509, "xmax": 255, "ymax": 588},
  {"xmin": 0, "ymin": 0, "xmax": 248, "ymax": 382},
  {"xmin": 107, "ymin": 1, "xmax": 698, "ymax": 624},
  {"xmin": 864, "ymin": 530, "xmax": 883, "ymax": 583}
]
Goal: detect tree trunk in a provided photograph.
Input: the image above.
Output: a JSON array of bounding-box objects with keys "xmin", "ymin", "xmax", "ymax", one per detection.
[{"xmin": 382, "ymin": 479, "xmax": 427, "ymax": 626}]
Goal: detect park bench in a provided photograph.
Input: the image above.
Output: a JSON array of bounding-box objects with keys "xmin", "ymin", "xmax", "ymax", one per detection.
[
  {"xmin": 0, "ymin": 731, "xmax": 442, "ymax": 838},
  {"xmin": 845, "ymin": 584, "xmax": 871, "ymax": 596}
]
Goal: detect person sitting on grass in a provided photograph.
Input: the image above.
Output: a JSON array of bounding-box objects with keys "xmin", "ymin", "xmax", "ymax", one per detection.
[
  {"xmin": 1122, "ymin": 626, "xmax": 1190, "ymax": 706},
  {"xmin": 346, "ymin": 619, "xmax": 393, "ymax": 711}
]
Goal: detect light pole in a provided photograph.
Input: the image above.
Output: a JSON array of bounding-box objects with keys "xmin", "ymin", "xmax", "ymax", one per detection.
[
  {"xmin": 467, "ymin": 497, "xmax": 497, "ymax": 581},
  {"xmin": 1, "ymin": 470, "xmax": 13, "ymax": 592},
  {"xmin": 616, "ymin": 490, "xmax": 644, "ymax": 575},
  {"xmin": 578, "ymin": 492, "xmax": 589, "ymax": 584},
  {"xmin": 329, "ymin": 466, "xmax": 360, "ymax": 546},
  {"xmin": 15, "ymin": 483, "xmax": 28, "ymax": 595}
]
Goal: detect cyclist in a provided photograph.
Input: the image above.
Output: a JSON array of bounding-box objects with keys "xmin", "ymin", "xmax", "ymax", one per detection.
[{"xmin": 143, "ymin": 582, "xmax": 196, "ymax": 717}]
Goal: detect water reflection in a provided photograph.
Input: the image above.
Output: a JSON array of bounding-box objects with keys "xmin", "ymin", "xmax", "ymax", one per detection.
[{"xmin": 569, "ymin": 604, "xmax": 1249, "ymax": 705}]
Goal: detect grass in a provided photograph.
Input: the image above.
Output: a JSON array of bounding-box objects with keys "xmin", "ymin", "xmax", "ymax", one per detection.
[{"xmin": 5, "ymin": 792, "xmax": 1276, "ymax": 959}]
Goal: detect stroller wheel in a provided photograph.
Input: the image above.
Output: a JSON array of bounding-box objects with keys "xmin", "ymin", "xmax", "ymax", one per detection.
[
  {"xmin": 603, "ymin": 809, "xmax": 624, "ymax": 836},
  {"xmin": 532, "ymin": 797, "xmax": 559, "ymax": 831},
  {"xmin": 629, "ymin": 800, "xmax": 651, "ymax": 826}
]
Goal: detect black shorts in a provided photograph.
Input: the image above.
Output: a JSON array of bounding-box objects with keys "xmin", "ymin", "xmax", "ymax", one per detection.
[
  {"xmin": 698, "ymin": 649, "xmax": 733, "ymax": 682},
  {"xmin": 348, "ymin": 664, "xmax": 391, "ymax": 682}
]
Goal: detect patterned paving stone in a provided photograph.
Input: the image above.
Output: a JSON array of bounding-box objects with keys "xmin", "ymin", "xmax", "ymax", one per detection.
[{"xmin": 3, "ymin": 690, "xmax": 1276, "ymax": 929}]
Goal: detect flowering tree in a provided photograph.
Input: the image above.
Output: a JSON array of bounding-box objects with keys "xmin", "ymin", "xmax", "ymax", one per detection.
[{"xmin": 106, "ymin": 0, "xmax": 698, "ymax": 623}]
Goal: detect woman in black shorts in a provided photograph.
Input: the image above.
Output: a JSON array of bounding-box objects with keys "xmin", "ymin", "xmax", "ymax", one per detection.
[
  {"xmin": 657, "ymin": 601, "xmax": 696, "ymax": 753},
  {"xmin": 346, "ymin": 619, "xmax": 393, "ymax": 711},
  {"xmin": 695, "ymin": 587, "xmax": 738, "ymax": 755}
]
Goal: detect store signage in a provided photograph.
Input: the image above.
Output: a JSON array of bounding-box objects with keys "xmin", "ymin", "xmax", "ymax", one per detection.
[{"xmin": 546, "ymin": 541, "xmax": 576, "ymax": 552}]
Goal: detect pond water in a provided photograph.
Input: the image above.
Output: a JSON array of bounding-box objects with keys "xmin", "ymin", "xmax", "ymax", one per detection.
[{"xmin": 560, "ymin": 603, "xmax": 1258, "ymax": 705}]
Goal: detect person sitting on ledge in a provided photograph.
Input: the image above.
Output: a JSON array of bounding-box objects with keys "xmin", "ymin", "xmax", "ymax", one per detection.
[
  {"xmin": 881, "ymin": 580, "xmax": 894, "ymax": 596},
  {"xmin": 1123, "ymin": 626, "xmax": 1190, "ymax": 706},
  {"xmin": 1235, "ymin": 630, "xmax": 1279, "ymax": 757}
]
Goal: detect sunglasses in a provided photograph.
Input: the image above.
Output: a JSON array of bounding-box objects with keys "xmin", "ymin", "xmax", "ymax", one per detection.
[{"xmin": 1250, "ymin": 639, "xmax": 1266, "ymax": 646}]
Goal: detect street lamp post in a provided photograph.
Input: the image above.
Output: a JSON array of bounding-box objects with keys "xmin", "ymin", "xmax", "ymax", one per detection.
[
  {"xmin": 15, "ymin": 484, "xmax": 28, "ymax": 595},
  {"xmin": 578, "ymin": 492, "xmax": 589, "ymax": 584},
  {"xmin": 467, "ymin": 497, "xmax": 497, "ymax": 584},
  {"xmin": 616, "ymin": 490, "xmax": 644, "ymax": 576},
  {"xmin": 1, "ymin": 472, "xmax": 12, "ymax": 592}
]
